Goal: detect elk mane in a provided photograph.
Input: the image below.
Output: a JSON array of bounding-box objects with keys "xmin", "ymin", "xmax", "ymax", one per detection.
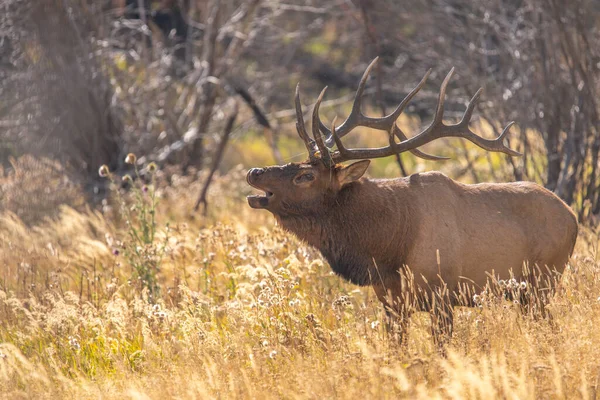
[{"xmin": 276, "ymin": 179, "xmax": 415, "ymax": 286}]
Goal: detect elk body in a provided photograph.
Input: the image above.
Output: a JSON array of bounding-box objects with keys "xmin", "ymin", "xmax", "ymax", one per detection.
[{"xmin": 246, "ymin": 59, "xmax": 578, "ymax": 343}]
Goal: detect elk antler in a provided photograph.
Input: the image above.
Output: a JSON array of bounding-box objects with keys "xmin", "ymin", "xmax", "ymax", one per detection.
[
  {"xmin": 295, "ymin": 57, "xmax": 521, "ymax": 166},
  {"xmin": 294, "ymin": 83, "xmax": 319, "ymax": 163}
]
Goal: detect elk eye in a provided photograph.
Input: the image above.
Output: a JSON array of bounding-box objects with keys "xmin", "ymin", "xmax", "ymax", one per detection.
[{"xmin": 294, "ymin": 173, "xmax": 315, "ymax": 184}]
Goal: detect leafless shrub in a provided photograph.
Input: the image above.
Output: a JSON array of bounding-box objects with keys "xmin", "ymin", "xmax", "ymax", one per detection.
[
  {"xmin": 0, "ymin": 155, "xmax": 86, "ymax": 225},
  {"xmin": 1, "ymin": 0, "xmax": 124, "ymax": 178}
]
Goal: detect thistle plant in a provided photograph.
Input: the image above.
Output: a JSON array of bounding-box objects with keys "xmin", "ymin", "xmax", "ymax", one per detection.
[{"xmin": 99, "ymin": 155, "xmax": 166, "ymax": 299}]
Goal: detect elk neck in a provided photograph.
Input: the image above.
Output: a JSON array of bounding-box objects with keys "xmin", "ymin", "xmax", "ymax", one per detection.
[{"xmin": 276, "ymin": 178, "xmax": 414, "ymax": 287}]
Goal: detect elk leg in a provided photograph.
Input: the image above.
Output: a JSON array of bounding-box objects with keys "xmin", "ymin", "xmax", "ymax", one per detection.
[
  {"xmin": 382, "ymin": 305, "xmax": 411, "ymax": 345},
  {"xmin": 373, "ymin": 284, "xmax": 411, "ymax": 345},
  {"xmin": 430, "ymin": 298, "xmax": 454, "ymax": 351},
  {"xmin": 520, "ymin": 263, "xmax": 558, "ymax": 320}
]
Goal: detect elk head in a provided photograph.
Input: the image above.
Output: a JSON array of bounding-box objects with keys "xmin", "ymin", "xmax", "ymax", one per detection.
[
  {"xmin": 247, "ymin": 58, "xmax": 520, "ymax": 217},
  {"xmin": 247, "ymin": 159, "xmax": 371, "ymax": 216}
]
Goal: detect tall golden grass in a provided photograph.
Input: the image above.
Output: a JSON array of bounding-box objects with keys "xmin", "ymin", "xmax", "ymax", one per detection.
[{"xmin": 1, "ymin": 152, "xmax": 600, "ymax": 399}]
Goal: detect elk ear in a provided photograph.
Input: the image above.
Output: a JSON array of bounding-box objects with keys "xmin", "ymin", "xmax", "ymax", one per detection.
[{"xmin": 337, "ymin": 160, "xmax": 370, "ymax": 187}]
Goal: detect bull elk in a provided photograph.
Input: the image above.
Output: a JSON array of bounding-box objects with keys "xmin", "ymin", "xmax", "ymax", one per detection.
[{"xmin": 246, "ymin": 58, "xmax": 578, "ymax": 344}]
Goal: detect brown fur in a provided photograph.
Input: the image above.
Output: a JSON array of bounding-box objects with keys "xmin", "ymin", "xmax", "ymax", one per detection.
[{"xmin": 247, "ymin": 161, "xmax": 578, "ymax": 341}]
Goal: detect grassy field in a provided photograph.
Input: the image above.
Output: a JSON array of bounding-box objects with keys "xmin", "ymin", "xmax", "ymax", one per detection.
[{"xmin": 1, "ymin": 145, "xmax": 600, "ymax": 399}]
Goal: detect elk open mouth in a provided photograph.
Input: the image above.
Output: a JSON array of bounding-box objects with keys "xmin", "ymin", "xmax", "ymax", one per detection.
[
  {"xmin": 246, "ymin": 172, "xmax": 274, "ymax": 209},
  {"xmin": 247, "ymin": 190, "xmax": 273, "ymax": 209}
]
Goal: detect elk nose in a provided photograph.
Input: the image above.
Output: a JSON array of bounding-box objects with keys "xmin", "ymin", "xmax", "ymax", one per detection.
[{"xmin": 249, "ymin": 168, "xmax": 265, "ymax": 177}]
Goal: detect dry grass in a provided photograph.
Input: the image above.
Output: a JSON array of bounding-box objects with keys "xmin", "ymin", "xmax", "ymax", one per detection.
[{"xmin": 1, "ymin": 158, "xmax": 600, "ymax": 399}]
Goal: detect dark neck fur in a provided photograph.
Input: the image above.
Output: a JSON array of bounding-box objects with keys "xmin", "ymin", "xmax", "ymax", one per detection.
[{"xmin": 276, "ymin": 179, "xmax": 412, "ymax": 286}]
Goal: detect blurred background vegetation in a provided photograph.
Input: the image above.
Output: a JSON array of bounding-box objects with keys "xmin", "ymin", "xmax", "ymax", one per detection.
[
  {"xmin": 1, "ymin": 0, "xmax": 599, "ymax": 223},
  {"xmin": 3, "ymin": 2, "xmax": 600, "ymax": 397}
]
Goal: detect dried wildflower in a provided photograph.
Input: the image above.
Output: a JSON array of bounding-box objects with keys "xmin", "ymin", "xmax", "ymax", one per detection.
[
  {"xmin": 122, "ymin": 174, "xmax": 132, "ymax": 183},
  {"xmin": 147, "ymin": 162, "xmax": 157, "ymax": 172},
  {"xmin": 371, "ymin": 320, "xmax": 381, "ymax": 330},
  {"xmin": 473, "ymin": 294, "xmax": 481, "ymax": 305},
  {"xmin": 152, "ymin": 304, "xmax": 167, "ymax": 321},
  {"xmin": 142, "ymin": 185, "xmax": 149, "ymax": 193},
  {"xmin": 498, "ymin": 279, "xmax": 506, "ymax": 288},
  {"xmin": 258, "ymin": 281, "xmax": 269, "ymax": 290},
  {"xmin": 269, "ymin": 295, "xmax": 282, "ymax": 306},
  {"xmin": 98, "ymin": 165, "xmax": 110, "ymax": 178},
  {"xmin": 68, "ymin": 336, "xmax": 81, "ymax": 351},
  {"xmin": 288, "ymin": 299, "xmax": 300, "ymax": 307},
  {"xmin": 508, "ymin": 278, "xmax": 519, "ymax": 290},
  {"xmin": 125, "ymin": 153, "xmax": 137, "ymax": 164},
  {"xmin": 520, "ymin": 281, "xmax": 527, "ymax": 290},
  {"xmin": 332, "ymin": 295, "xmax": 352, "ymax": 308},
  {"xmin": 305, "ymin": 313, "xmax": 317, "ymax": 324},
  {"xmin": 269, "ymin": 350, "xmax": 278, "ymax": 359},
  {"xmin": 149, "ymin": 308, "xmax": 167, "ymax": 321},
  {"xmin": 112, "ymin": 248, "xmax": 120, "ymax": 256}
]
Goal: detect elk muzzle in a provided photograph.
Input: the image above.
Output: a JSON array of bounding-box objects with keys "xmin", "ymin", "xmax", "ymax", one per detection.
[{"xmin": 246, "ymin": 168, "xmax": 274, "ymax": 209}]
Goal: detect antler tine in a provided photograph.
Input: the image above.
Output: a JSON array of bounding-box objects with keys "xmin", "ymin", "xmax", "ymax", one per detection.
[
  {"xmin": 319, "ymin": 57, "xmax": 379, "ymax": 146},
  {"xmin": 386, "ymin": 69, "xmax": 448, "ymax": 161},
  {"xmin": 432, "ymin": 67, "xmax": 454, "ymax": 125},
  {"xmin": 392, "ymin": 125, "xmax": 450, "ymax": 161},
  {"xmin": 295, "ymin": 83, "xmax": 318, "ymax": 162},
  {"xmin": 448, "ymin": 90, "xmax": 522, "ymax": 156},
  {"xmin": 329, "ymin": 67, "xmax": 454, "ymax": 163},
  {"xmin": 331, "ymin": 115, "xmax": 350, "ymax": 160},
  {"xmin": 318, "ymin": 64, "xmax": 447, "ymax": 161},
  {"xmin": 364, "ymin": 68, "xmax": 433, "ymax": 132},
  {"xmin": 320, "ymin": 60, "xmax": 435, "ymax": 146},
  {"xmin": 330, "ymin": 68, "xmax": 521, "ymax": 163},
  {"xmin": 461, "ymin": 88, "xmax": 482, "ymax": 124},
  {"xmin": 411, "ymin": 69, "xmax": 521, "ymax": 156},
  {"xmin": 312, "ymin": 86, "xmax": 334, "ymax": 166}
]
